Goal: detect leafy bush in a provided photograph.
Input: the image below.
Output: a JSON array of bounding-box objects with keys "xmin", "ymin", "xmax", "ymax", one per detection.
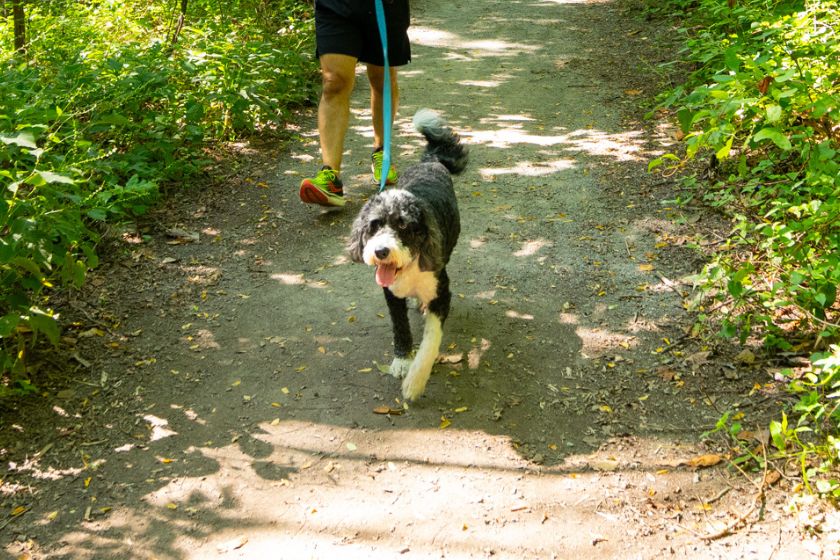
[
  {"xmin": 0, "ymin": 0, "xmax": 317, "ymax": 393},
  {"xmin": 649, "ymin": 0, "xmax": 839, "ymax": 492}
]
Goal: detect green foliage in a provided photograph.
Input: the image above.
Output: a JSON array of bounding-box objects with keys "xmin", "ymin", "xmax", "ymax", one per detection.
[
  {"xmin": 651, "ymin": 0, "xmax": 840, "ymax": 492},
  {"xmin": 0, "ymin": 0, "xmax": 317, "ymax": 388}
]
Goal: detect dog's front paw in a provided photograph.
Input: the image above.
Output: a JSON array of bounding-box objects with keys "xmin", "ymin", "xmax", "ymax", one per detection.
[
  {"xmin": 402, "ymin": 365, "xmax": 432, "ymax": 401},
  {"xmin": 389, "ymin": 357, "xmax": 412, "ymax": 379}
]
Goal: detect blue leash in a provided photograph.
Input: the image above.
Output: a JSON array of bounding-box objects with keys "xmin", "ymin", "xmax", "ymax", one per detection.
[{"xmin": 374, "ymin": 0, "xmax": 392, "ymax": 192}]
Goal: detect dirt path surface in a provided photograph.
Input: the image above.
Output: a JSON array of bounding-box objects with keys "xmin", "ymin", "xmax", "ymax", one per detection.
[{"xmin": 3, "ymin": 0, "xmax": 839, "ymax": 559}]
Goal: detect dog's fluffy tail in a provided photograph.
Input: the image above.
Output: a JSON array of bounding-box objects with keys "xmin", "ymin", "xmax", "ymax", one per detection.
[{"xmin": 413, "ymin": 109, "xmax": 469, "ymax": 175}]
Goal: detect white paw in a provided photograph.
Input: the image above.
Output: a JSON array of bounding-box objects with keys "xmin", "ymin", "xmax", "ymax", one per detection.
[
  {"xmin": 389, "ymin": 357, "xmax": 412, "ymax": 379},
  {"xmin": 401, "ymin": 364, "xmax": 432, "ymax": 401}
]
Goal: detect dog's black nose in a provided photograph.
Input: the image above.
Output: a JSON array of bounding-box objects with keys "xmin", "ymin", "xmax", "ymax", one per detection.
[{"xmin": 375, "ymin": 247, "xmax": 390, "ymax": 260}]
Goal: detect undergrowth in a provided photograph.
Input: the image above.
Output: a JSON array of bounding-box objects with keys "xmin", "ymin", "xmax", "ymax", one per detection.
[
  {"xmin": 0, "ymin": 0, "xmax": 317, "ymax": 394},
  {"xmin": 648, "ymin": 0, "xmax": 839, "ymax": 496}
]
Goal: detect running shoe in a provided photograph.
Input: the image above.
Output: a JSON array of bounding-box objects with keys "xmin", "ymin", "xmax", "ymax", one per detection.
[
  {"xmin": 371, "ymin": 148, "xmax": 398, "ymax": 186},
  {"xmin": 299, "ymin": 166, "xmax": 346, "ymax": 207}
]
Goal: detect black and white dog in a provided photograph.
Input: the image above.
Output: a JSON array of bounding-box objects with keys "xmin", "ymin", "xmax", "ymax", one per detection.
[{"xmin": 348, "ymin": 109, "xmax": 468, "ymax": 401}]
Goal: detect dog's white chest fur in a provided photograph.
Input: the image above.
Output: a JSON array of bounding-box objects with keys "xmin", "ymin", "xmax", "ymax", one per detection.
[{"xmin": 387, "ymin": 259, "xmax": 439, "ymax": 305}]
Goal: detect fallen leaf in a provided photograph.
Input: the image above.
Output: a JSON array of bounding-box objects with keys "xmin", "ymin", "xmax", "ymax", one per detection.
[
  {"xmin": 592, "ymin": 460, "xmax": 620, "ymax": 472},
  {"xmin": 373, "ymin": 405, "xmax": 404, "ymax": 415},
  {"xmin": 624, "ymin": 89, "xmax": 643, "ymax": 95},
  {"xmin": 684, "ymin": 350, "xmax": 711, "ymax": 369},
  {"xmin": 657, "ymin": 367, "xmax": 677, "ymax": 381},
  {"xmin": 735, "ymin": 349, "xmax": 756, "ymax": 365},
  {"xmin": 165, "ymin": 228, "xmax": 199, "ymax": 244},
  {"xmin": 11, "ymin": 505, "xmax": 28, "ymax": 517},
  {"xmin": 438, "ymin": 353, "xmax": 464, "ymax": 364},
  {"xmin": 764, "ymin": 470, "xmax": 782, "ymax": 486},
  {"xmin": 217, "ymin": 536, "xmax": 249, "ymax": 553},
  {"xmin": 683, "ymin": 454, "xmax": 723, "ymax": 468},
  {"xmin": 439, "ymin": 417, "xmax": 452, "ymax": 429},
  {"xmin": 638, "ymin": 263, "xmax": 655, "ymax": 272}
]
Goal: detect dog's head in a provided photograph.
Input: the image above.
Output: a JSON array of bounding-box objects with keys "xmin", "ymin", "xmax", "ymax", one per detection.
[{"xmin": 348, "ymin": 190, "xmax": 443, "ymax": 287}]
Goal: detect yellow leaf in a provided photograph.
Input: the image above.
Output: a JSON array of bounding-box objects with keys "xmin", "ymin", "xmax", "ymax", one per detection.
[
  {"xmin": 638, "ymin": 263, "xmax": 655, "ymax": 272},
  {"xmin": 624, "ymin": 89, "xmax": 643, "ymax": 95},
  {"xmin": 11, "ymin": 506, "xmax": 27, "ymax": 517},
  {"xmin": 357, "ymin": 367, "xmax": 373, "ymax": 373},
  {"xmin": 159, "ymin": 457, "xmax": 176, "ymax": 464},
  {"xmin": 231, "ymin": 380, "xmax": 241, "ymax": 387},
  {"xmin": 166, "ymin": 503, "xmax": 178, "ymax": 510},
  {"xmin": 271, "ymin": 402, "xmax": 281, "ymax": 408},
  {"xmin": 453, "ymin": 406, "xmax": 469, "ymax": 413},
  {"xmin": 295, "ymin": 365, "xmax": 307, "ymax": 372},
  {"xmin": 439, "ymin": 417, "xmax": 452, "ymax": 429},
  {"xmin": 281, "ymin": 387, "xmax": 290, "ymax": 394},
  {"xmin": 270, "ymin": 418, "xmax": 280, "ymax": 426},
  {"xmin": 84, "ymin": 477, "xmax": 92, "ymax": 489},
  {"xmin": 46, "ymin": 510, "xmax": 59, "ymax": 521},
  {"xmin": 599, "ymin": 404, "xmax": 613, "ymax": 414}
]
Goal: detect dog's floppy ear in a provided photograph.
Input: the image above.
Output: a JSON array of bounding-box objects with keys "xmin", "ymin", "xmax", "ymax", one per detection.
[
  {"xmin": 418, "ymin": 211, "xmax": 444, "ymax": 272},
  {"xmin": 347, "ymin": 206, "xmax": 370, "ymax": 264}
]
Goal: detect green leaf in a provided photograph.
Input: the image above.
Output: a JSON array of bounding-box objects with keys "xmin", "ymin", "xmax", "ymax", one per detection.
[
  {"xmin": 0, "ymin": 131, "xmax": 37, "ymax": 149},
  {"xmin": 36, "ymin": 170, "xmax": 75, "ymax": 185},
  {"xmin": 765, "ymin": 104, "xmax": 782, "ymax": 123},
  {"xmin": 0, "ymin": 314, "xmax": 20, "ymax": 337},
  {"xmin": 27, "ymin": 311, "xmax": 60, "ymax": 346},
  {"xmin": 752, "ymin": 128, "xmax": 791, "ymax": 150},
  {"xmin": 769, "ymin": 419, "xmax": 786, "ymax": 451},
  {"xmin": 716, "ymin": 136, "xmax": 734, "ymax": 160}
]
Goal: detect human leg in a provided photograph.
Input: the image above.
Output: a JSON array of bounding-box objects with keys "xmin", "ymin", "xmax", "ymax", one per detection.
[
  {"xmin": 367, "ymin": 64, "xmax": 400, "ymax": 185},
  {"xmin": 300, "ymin": 53, "xmax": 357, "ymax": 207}
]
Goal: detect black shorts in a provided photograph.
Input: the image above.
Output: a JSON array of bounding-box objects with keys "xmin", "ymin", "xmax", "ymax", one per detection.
[{"xmin": 315, "ymin": 0, "xmax": 411, "ymax": 66}]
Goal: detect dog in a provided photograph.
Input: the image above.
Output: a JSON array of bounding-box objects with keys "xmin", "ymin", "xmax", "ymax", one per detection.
[{"xmin": 348, "ymin": 109, "xmax": 468, "ymax": 401}]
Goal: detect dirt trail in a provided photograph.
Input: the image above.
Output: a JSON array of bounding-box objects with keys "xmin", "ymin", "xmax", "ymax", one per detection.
[{"xmin": 3, "ymin": 0, "xmax": 837, "ymax": 559}]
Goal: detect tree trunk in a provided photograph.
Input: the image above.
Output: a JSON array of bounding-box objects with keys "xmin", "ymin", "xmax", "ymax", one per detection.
[
  {"xmin": 170, "ymin": 0, "xmax": 188, "ymax": 46},
  {"xmin": 12, "ymin": 0, "xmax": 25, "ymax": 53}
]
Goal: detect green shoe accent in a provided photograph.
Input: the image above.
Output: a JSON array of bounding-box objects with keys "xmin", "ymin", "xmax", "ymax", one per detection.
[
  {"xmin": 371, "ymin": 148, "xmax": 398, "ymax": 186},
  {"xmin": 300, "ymin": 166, "xmax": 346, "ymax": 207}
]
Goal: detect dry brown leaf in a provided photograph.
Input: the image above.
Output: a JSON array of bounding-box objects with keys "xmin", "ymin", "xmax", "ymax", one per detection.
[
  {"xmin": 684, "ymin": 350, "xmax": 712, "ymax": 369},
  {"xmin": 438, "ymin": 353, "xmax": 464, "ymax": 364},
  {"xmin": 684, "ymin": 454, "xmax": 723, "ymax": 468},
  {"xmin": 373, "ymin": 406, "xmax": 404, "ymax": 416},
  {"xmin": 657, "ymin": 367, "xmax": 677, "ymax": 382},
  {"xmin": 764, "ymin": 470, "xmax": 782, "ymax": 486}
]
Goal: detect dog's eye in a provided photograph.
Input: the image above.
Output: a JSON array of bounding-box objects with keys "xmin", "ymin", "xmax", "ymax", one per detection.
[{"xmin": 369, "ymin": 219, "xmax": 382, "ymax": 231}]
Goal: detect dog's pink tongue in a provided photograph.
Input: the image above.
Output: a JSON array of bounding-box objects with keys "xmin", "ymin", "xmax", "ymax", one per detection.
[{"xmin": 376, "ymin": 264, "xmax": 398, "ymax": 287}]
